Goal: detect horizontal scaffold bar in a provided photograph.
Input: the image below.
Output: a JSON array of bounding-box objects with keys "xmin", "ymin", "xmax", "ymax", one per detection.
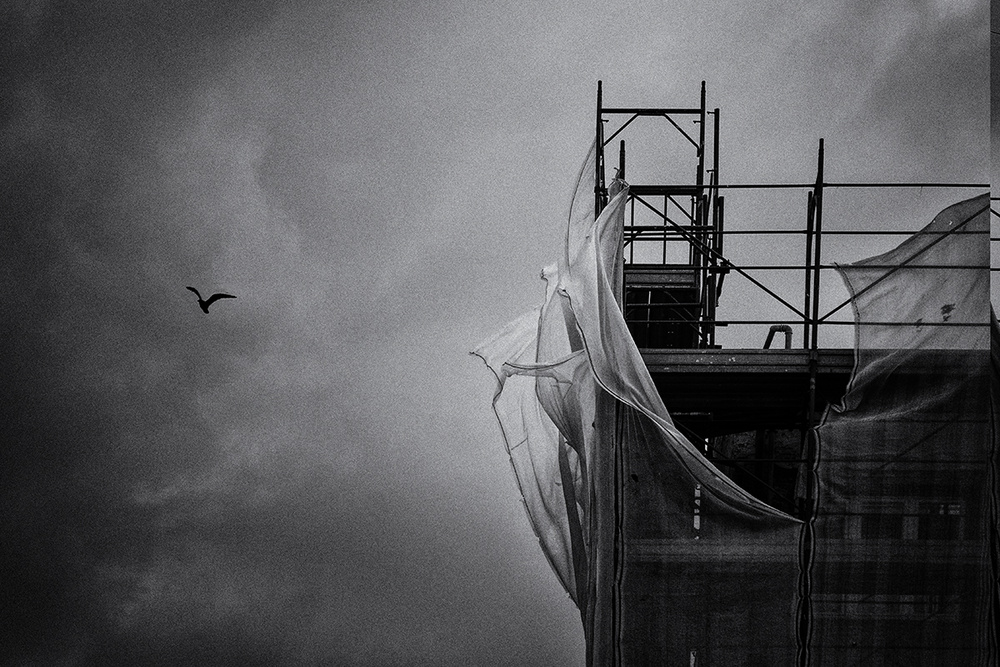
[
  {"xmin": 629, "ymin": 185, "xmax": 701, "ymax": 196},
  {"xmin": 630, "ymin": 319, "xmax": 986, "ymax": 327},
  {"xmin": 624, "ymin": 263, "xmax": 988, "ymax": 270},
  {"xmin": 625, "ymin": 182, "xmax": 988, "ymax": 190},
  {"xmin": 602, "ymin": 107, "xmax": 702, "ymax": 115},
  {"xmin": 622, "ymin": 226, "xmax": 987, "ymax": 236}
]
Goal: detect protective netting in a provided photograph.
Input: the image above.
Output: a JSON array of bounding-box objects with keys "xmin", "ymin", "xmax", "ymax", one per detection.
[
  {"xmin": 808, "ymin": 194, "xmax": 996, "ymax": 665},
  {"xmin": 474, "ymin": 144, "xmax": 997, "ymax": 665}
]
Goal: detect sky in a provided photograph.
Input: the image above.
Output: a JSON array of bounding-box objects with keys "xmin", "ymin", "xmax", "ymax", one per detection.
[{"xmin": 0, "ymin": 1, "xmax": 990, "ymax": 665}]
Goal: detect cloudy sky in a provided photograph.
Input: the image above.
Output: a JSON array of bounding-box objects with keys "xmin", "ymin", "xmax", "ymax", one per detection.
[{"xmin": 1, "ymin": 1, "xmax": 989, "ymax": 665}]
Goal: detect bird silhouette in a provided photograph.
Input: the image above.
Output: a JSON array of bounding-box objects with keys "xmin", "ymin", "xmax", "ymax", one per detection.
[{"xmin": 186, "ymin": 286, "xmax": 237, "ymax": 313}]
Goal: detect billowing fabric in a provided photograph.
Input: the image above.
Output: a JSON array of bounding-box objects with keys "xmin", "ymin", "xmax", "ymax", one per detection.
[
  {"xmin": 474, "ymin": 144, "xmax": 801, "ymax": 665},
  {"xmin": 810, "ymin": 195, "xmax": 996, "ymax": 664}
]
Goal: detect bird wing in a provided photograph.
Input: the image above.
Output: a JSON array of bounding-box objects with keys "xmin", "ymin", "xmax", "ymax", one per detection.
[
  {"xmin": 186, "ymin": 286, "xmax": 202, "ymax": 299},
  {"xmin": 204, "ymin": 293, "xmax": 237, "ymax": 306}
]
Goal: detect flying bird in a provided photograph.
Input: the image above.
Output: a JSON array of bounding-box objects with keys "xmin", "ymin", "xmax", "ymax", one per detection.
[{"xmin": 186, "ymin": 286, "xmax": 237, "ymax": 313}]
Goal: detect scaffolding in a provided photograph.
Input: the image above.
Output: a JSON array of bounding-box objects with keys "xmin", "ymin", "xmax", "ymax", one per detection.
[
  {"xmin": 596, "ymin": 80, "xmax": 988, "ymax": 513},
  {"xmin": 591, "ymin": 81, "xmax": 994, "ymax": 665},
  {"xmin": 474, "ymin": 81, "xmax": 993, "ymax": 665},
  {"xmin": 598, "ymin": 81, "xmax": 987, "ymax": 352}
]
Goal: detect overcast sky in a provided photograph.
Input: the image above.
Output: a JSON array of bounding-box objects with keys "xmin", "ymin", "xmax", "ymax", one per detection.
[{"xmin": 0, "ymin": 1, "xmax": 990, "ymax": 665}]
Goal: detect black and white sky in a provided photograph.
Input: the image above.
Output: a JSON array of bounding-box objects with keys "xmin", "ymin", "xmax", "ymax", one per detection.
[{"xmin": 1, "ymin": 1, "xmax": 991, "ymax": 665}]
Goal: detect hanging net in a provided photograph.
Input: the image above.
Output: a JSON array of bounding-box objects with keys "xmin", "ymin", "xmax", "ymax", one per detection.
[
  {"xmin": 473, "ymin": 143, "xmax": 997, "ymax": 665},
  {"xmin": 807, "ymin": 194, "xmax": 996, "ymax": 665}
]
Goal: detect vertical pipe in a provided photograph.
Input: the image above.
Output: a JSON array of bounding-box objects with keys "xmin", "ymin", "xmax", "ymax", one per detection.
[
  {"xmin": 697, "ymin": 81, "xmax": 706, "ymax": 191},
  {"xmin": 664, "ymin": 194, "xmax": 669, "ymax": 265},
  {"xmin": 596, "ymin": 81, "xmax": 604, "ymax": 217},
  {"xmin": 619, "ymin": 140, "xmax": 626, "ymax": 301},
  {"xmin": 629, "ymin": 197, "xmax": 635, "ymax": 263},
  {"xmin": 714, "ymin": 196, "xmax": 726, "ymax": 346},
  {"xmin": 695, "ymin": 82, "xmax": 707, "ymax": 344},
  {"xmin": 811, "ymin": 139, "xmax": 824, "ymax": 351},
  {"xmin": 594, "ymin": 80, "xmax": 619, "ymax": 665},
  {"xmin": 699, "ymin": 194, "xmax": 708, "ymax": 347},
  {"xmin": 713, "ymin": 108, "xmax": 720, "ymax": 192},
  {"xmin": 799, "ymin": 138, "xmax": 825, "ymax": 666},
  {"xmin": 717, "ymin": 196, "xmax": 725, "ymax": 262},
  {"xmin": 804, "ymin": 192, "xmax": 815, "ymax": 350},
  {"xmin": 711, "ymin": 107, "xmax": 721, "ymax": 346},
  {"xmin": 708, "ymin": 188, "xmax": 719, "ymax": 348},
  {"xmin": 595, "ymin": 80, "xmax": 610, "ymax": 665},
  {"xmin": 693, "ymin": 195, "xmax": 703, "ymax": 273},
  {"xmin": 612, "ymin": 400, "xmax": 625, "ymax": 667},
  {"xmin": 716, "ymin": 197, "xmax": 726, "ymax": 299}
]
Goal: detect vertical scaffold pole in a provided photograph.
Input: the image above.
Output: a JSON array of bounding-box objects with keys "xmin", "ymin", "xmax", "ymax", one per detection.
[
  {"xmin": 811, "ymin": 139, "xmax": 824, "ymax": 351},
  {"xmin": 799, "ymin": 137, "xmax": 824, "ymax": 667},
  {"xmin": 596, "ymin": 81, "xmax": 605, "ymax": 216},
  {"xmin": 713, "ymin": 107, "xmax": 720, "ymax": 190},
  {"xmin": 708, "ymin": 143, "xmax": 719, "ymax": 348},
  {"xmin": 804, "ymin": 192, "xmax": 815, "ymax": 350},
  {"xmin": 619, "ymin": 140, "xmax": 626, "ymax": 301},
  {"xmin": 696, "ymin": 82, "xmax": 707, "ymax": 345},
  {"xmin": 807, "ymin": 138, "xmax": 825, "ymax": 497},
  {"xmin": 697, "ymin": 81, "xmax": 706, "ymax": 191}
]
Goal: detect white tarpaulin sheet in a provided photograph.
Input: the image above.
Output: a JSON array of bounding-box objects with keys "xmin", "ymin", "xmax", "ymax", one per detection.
[{"xmin": 474, "ymin": 144, "xmax": 800, "ymax": 663}]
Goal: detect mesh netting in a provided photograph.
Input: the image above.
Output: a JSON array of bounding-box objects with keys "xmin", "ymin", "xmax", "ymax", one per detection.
[
  {"xmin": 808, "ymin": 195, "xmax": 995, "ymax": 665},
  {"xmin": 474, "ymin": 144, "xmax": 997, "ymax": 665}
]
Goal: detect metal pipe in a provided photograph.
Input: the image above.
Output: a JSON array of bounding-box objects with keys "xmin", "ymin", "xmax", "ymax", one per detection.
[
  {"xmin": 623, "ymin": 260, "xmax": 986, "ymax": 270},
  {"xmin": 764, "ymin": 324, "xmax": 793, "ymax": 349},
  {"xmin": 697, "ymin": 81, "xmax": 706, "ymax": 192},
  {"xmin": 596, "ymin": 81, "xmax": 604, "ymax": 216},
  {"xmin": 716, "ymin": 197, "xmax": 727, "ymax": 296},
  {"xmin": 625, "ymin": 181, "xmax": 986, "ymax": 190},
  {"xmin": 601, "ymin": 107, "xmax": 702, "ymax": 115},
  {"xmin": 798, "ymin": 140, "xmax": 825, "ymax": 666},
  {"xmin": 603, "ymin": 113, "xmax": 639, "ymax": 146},
  {"xmin": 713, "ymin": 108, "xmax": 720, "ymax": 193},
  {"xmin": 804, "ymin": 192, "xmax": 815, "ymax": 350},
  {"xmin": 621, "ymin": 227, "xmax": 984, "ymax": 236},
  {"xmin": 623, "ymin": 318, "xmax": 981, "ymax": 327},
  {"xmin": 810, "ymin": 139, "xmax": 824, "ymax": 351}
]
